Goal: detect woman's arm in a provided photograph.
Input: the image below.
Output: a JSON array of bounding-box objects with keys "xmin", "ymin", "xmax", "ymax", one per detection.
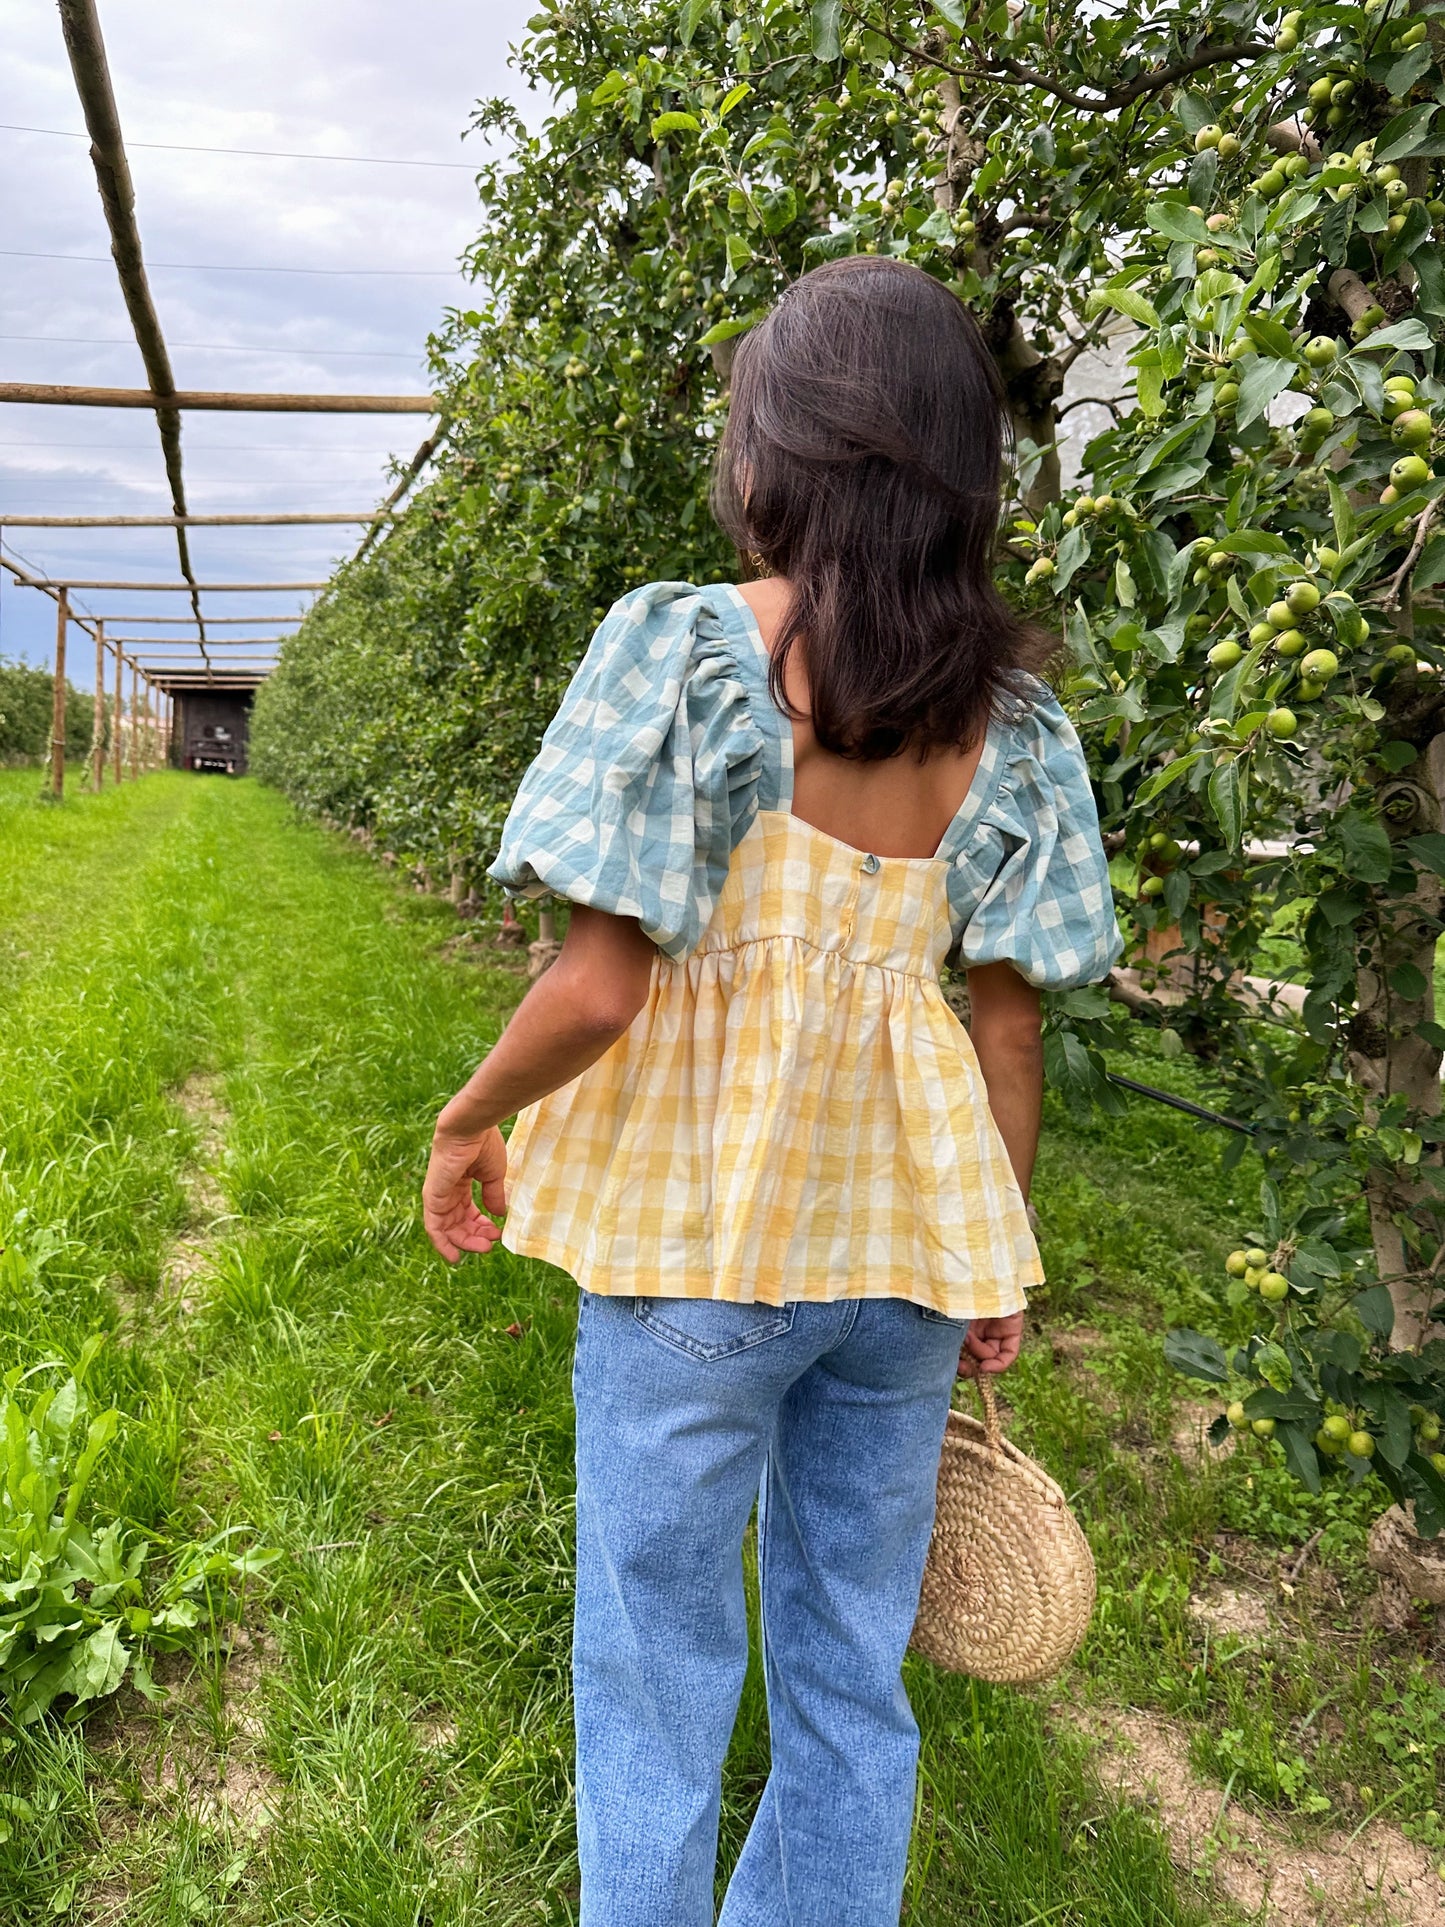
[
  {"xmin": 966, "ymin": 960, "xmax": 1044, "ymax": 1196},
  {"xmin": 959, "ymin": 960, "xmax": 1044, "ymax": 1375},
  {"xmin": 422, "ymin": 904, "xmax": 658, "ymax": 1262}
]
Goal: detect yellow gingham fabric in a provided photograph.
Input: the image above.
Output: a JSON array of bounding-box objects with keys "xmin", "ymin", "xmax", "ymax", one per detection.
[{"xmin": 501, "ymin": 809, "xmax": 1043, "ymax": 1316}]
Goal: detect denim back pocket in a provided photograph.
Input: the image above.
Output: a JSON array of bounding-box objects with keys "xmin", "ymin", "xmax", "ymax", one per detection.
[
  {"xmin": 918, "ymin": 1306, "xmax": 970, "ymax": 1332},
  {"xmin": 632, "ymin": 1296, "xmax": 796, "ymax": 1362}
]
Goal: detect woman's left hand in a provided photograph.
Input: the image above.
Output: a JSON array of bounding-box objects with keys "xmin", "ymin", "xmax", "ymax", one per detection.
[
  {"xmin": 423, "ymin": 1124, "xmax": 508, "ymax": 1262},
  {"xmin": 958, "ymin": 1311, "xmax": 1025, "ymax": 1378}
]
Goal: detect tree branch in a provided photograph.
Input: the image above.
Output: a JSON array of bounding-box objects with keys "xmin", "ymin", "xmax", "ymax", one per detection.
[
  {"xmin": 980, "ymin": 41, "xmax": 1271, "ymax": 112},
  {"xmin": 1382, "ymin": 496, "xmax": 1442, "ymax": 614}
]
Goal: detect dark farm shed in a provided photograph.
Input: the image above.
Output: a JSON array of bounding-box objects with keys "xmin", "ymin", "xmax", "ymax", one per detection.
[{"xmin": 152, "ymin": 673, "xmax": 263, "ymax": 776}]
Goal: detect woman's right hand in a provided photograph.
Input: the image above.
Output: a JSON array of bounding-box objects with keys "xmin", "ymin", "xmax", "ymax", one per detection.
[
  {"xmin": 423, "ymin": 1124, "xmax": 508, "ymax": 1263},
  {"xmin": 958, "ymin": 1311, "xmax": 1024, "ymax": 1378}
]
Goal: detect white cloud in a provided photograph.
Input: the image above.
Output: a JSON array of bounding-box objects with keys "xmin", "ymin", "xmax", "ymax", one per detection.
[{"xmin": 0, "ymin": 0, "xmax": 538, "ymax": 677}]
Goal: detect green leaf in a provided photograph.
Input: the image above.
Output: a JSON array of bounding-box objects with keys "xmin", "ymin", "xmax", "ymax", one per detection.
[
  {"xmin": 650, "ymin": 111, "xmax": 701, "ymax": 139},
  {"xmin": 589, "ymin": 70, "xmax": 632, "ymax": 106},
  {"xmin": 1235, "ymin": 355, "xmax": 1298, "ymax": 431},
  {"xmin": 1276, "ymin": 1421, "xmax": 1323, "ymax": 1495},
  {"xmin": 1336, "ymin": 807, "xmax": 1393, "ymax": 884},
  {"xmin": 1405, "ymin": 832, "xmax": 1445, "ymax": 879},
  {"xmin": 718, "ymin": 81, "xmax": 752, "ymax": 119},
  {"xmin": 1054, "ymin": 523, "xmax": 1092, "ymax": 593},
  {"xmin": 1389, "ymin": 962, "xmax": 1429, "ymax": 1001},
  {"xmin": 1090, "ymin": 286, "xmax": 1160, "ymax": 329},
  {"xmin": 1208, "ymin": 759, "xmax": 1242, "ymax": 849},
  {"xmin": 678, "ymin": 0, "xmax": 711, "ymax": 45},
  {"xmin": 1353, "ymin": 1285, "xmax": 1395, "ymax": 1344},
  {"xmin": 1136, "ymin": 360, "xmax": 1164, "ymax": 418},
  {"xmin": 1352, "ymin": 317, "xmax": 1433, "ymax": 355},
  {"xmin": 1135, "ymin": 752, "xmax": 1204, "ymax": 805},
  {"xmin": 810, "ymin": 0, "xmax": 841, "ymax": 59},
  {"xmin": 1163, "ymin": 1328, "xmax": 1228, "ymax": 1385},
  {"xmin": 1253, "ymin": 1340, "xmax": 1293, "ymax": 1392},
  {"xmin": 1144, "ymin": 203, "xmax": 1212, "ymax": 247},
  {"xmin": 1240, "ymin": 313, "xmax": 1303, "ymax": 364},
  {"xmin": 1372, "ymin": 102, "xmax": 1438, "ymax": 166},
  {"xmin": 697, "ymin": 314, "xmax": 758, "ymax": 346}
]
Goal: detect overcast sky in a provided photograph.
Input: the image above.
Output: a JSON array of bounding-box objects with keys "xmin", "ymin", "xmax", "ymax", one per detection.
[{"xmin": 0, "ymin": 0, "xmax": 537, "ymax": 682}]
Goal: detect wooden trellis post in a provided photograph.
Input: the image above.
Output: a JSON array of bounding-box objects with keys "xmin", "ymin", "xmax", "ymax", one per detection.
[
  {"xmin": 129, "ymin": 660, "xmax": 139, "ymax": 781},
  {"xmin": 91, "ymin": 620, "xmax": 106, "ymax": 791},
  {"xmin": 112, "ymin": 637, "xmax": 124, "ymax": 783},
  {"xmin": 50, "ymin": 589, "xmax": 69, "ymax": 798}
]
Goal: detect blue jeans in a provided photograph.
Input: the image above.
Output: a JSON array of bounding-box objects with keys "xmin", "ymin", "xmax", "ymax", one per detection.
[{"xmin": 571, "ymin": 1290, "xmax": 968, "ymax": 1927}]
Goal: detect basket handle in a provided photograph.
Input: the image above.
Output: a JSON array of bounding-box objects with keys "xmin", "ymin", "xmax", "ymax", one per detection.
[{"xmin": 971, "ymin": 1373, "xmax": 1004, "ymax": 1454}]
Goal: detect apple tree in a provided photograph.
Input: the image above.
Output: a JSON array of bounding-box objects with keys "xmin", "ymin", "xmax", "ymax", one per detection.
[{"xmin": 252, "ymin": 0, "xmax": 1445, "ymax": 1529}]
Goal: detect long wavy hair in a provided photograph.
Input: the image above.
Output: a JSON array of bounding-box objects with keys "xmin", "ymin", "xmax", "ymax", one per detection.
[{"xmin": 712, "ymin": 256, "xmax": 1051, "ymax": 761}]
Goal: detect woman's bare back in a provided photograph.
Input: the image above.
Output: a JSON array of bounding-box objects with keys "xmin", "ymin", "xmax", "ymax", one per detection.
[{"xmin": 736, "ymin": 577, "xmax": 986, "ymax": 860}]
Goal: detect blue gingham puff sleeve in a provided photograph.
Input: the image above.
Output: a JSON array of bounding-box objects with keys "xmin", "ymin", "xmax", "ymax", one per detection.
[
  {"xmin": 952, "ymin": 685, "xmax": 1123, "ymax": 989},
  {"xmin": 487, "ymin": 582, "xmax": 778, "ymax": 960}
]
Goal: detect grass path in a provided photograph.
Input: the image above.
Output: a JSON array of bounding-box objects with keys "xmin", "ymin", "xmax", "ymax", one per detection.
[{"xmin": 1, "ymin": 769, "xmax": 1439, "ymax": 1925}]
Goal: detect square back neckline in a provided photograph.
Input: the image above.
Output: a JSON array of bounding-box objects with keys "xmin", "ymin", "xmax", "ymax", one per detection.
[{"xmin": 720, "ymin": 582, "xmax": 1004, "ymax": 868}]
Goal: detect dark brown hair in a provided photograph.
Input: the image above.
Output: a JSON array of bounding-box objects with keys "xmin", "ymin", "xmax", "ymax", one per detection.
[{"xmin": 712, "ymin": 256, "xmax": 1049, "ymax": 761}]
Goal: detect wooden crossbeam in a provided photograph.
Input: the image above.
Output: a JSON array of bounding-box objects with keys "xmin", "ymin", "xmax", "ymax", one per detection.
[
  {"xmin": 0, "ymin": 382, "xmax": 437, "ymax": 413},
  {"xmin": 0, "ymin": 512, "xmax": 390, "ymax": 527},
  {"xmin": 104, "ymin": 647, "xmax": 290, "ymax": 655},
  {"xmin": 84, "ymin": 613, "xmax": 302, "ymax": 624},
  {"xmin": 107, "ymin": 636, "xmax": 288, "ymax": 646},
  {"xmin": 7, "ymin": 571, "xmax": 326, "ymax": 590}
]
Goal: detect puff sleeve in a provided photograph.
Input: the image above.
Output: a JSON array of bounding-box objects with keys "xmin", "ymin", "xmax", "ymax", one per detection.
[
  {"xmin": 487, "ymin": 582, "xmax": 779, "ymax": 960},
  {"xmin": 951, "ymin": 685, "xmax": 1122, "ymax": 989}
]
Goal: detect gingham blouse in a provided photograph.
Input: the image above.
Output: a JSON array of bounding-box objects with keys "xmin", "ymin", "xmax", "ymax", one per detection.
[{"xmin": 489, "ymin": 580, "xmax": 1122, "ymax": 987}]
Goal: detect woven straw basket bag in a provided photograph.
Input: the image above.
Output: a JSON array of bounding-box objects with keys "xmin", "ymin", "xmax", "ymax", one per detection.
[{"xmin": 910, "ymin": 1375, "xmax": 1095, "ymax": 1684}]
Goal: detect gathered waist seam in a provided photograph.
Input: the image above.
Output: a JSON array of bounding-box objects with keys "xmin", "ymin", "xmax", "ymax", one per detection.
[{"xmin": 684, "ymin": 929, "xmax": 942, "ymax": 983}]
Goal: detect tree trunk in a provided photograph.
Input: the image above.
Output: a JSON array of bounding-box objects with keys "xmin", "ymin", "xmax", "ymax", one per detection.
[
  {"xmin": 1348, "ymin": 713, "xmax": 1445, "ymax": 1350},
  {"xmin": 933, "ymin": 73, "xmax": 1063, "ymax": 512}
]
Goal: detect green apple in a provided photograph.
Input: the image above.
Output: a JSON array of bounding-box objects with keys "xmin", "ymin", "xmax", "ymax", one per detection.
[
  {"xmin": 1323, "ymin": 1414, "xmax": 1352, "ymax": 1443},
  {"xmin": 1391, "ymin": 454, "xmax": 1431, "ymax": 489},
  {"xmin": 1209, "ymin": 639, "xmax": 1244, "ymax": 669},
  {"xmin": 1303, "ymin": 335, "xmax": 1338, "ymax": 366},
  {"xmin": 1383, "ymin": 374, "xmax": 1416, "ymax": 397},
  {"xmin": 1347, "ymin": 1429, "xmax": 1375, "ymax": 1459},
  {"xmin": 1257, "ymin": 169, "xmax": 1287, "ymax": 198},
  {"xmin": 1301, "ymin": 406, "xmax": 1335, "ymax": 438},
  {"xmin": 1227, "ymin": 1399, "xmax": 1249, "ymax": 1428},
  {"xmin": 1391, "ymin": 409, "xmax": 1433, "ymax": 449},
  {"xmin": 1285, "ymin": 579, "xmax": 1321, "ymax": 616},
  {"xmin": 1266, "ymin": 707, "xmax": 1299, "ymax": 739},
  {"xmin": 1249, "ymin": 621, "xmax": 1276, "ymax": 645},
  {"xmin": 1244, "ymin": 1266, "xmax": 1263, "ymax": 1290},
  {"xmin": 1225, "ymin": 1250, "xmax": 1249, "ymax": 1277},
  {"xmin": 1252, "ymin": 1417, "xmax": 1277, "ymax": 1438},
  {"xmin": 1300, "ymin": 648, "xmax": 1339, "ymax": 679},
  {"xmin": 1307, "ymin": 75, "xmax": 1334, "ymax": 105},
  {"xmin": 1297, "ymin": 678, "xmax": 1326, "ymax": 700},
  {"xmin": 1245, "ymin": 1248, "xmax": 1269, "ymax": 1269},
  {"xmin": 1195, "ymin": 124, "xmax": 1223, "ymax": 152},
  {"xmin": 1275, "ymin": 25, "xmax": 1298, "ymax": 49},
  {"xmin": 1259, "ymin": 1272, "xmax": 1290, "ymax": 1302},
  {"xmin": 1217, "ymin": 134, "xmax": 1243, "ymax": 160},
  {"xmin": 1266, "ymin": 599, "xmax": 1293, "ymax": 629},
  {"xmin": 1140, "ymin": 875, "xmax": 1165, "ymax": 898},
  {"xmin": 1273, "ymin": 628, "xmax": 1307, "ymax": 656},
  {"xmin": 1025, "ymin": 557, "xmax": 1056, "ymax": 584}
]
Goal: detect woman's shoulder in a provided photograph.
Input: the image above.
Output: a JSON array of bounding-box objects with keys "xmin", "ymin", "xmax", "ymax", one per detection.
[{"xmin": 989, "ymin": 674, "xmax": 1088, "ymax": 784}]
